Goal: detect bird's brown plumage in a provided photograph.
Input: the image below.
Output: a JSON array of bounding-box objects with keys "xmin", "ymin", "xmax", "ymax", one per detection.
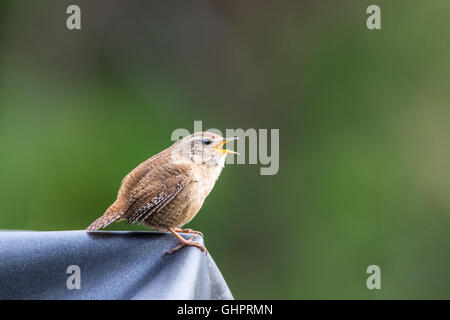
[{"xmin": 86, "ymin": 132, "xmax": 236, "ymax": 254}]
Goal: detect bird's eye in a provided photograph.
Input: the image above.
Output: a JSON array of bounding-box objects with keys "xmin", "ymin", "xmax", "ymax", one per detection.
[{"xmin": 203, "ymin": 139, "xmax": 211, "ymax": 145}]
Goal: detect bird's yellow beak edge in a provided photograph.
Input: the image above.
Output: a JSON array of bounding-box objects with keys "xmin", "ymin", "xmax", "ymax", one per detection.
[{"xmin": 213, "ymin": 137, "xmax": 239, "ymax": 155}]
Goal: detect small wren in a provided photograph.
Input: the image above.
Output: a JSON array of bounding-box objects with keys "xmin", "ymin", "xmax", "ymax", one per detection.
[{"xmin": 86, "ymin": 132, "xmax": 237, "ymax": 254}]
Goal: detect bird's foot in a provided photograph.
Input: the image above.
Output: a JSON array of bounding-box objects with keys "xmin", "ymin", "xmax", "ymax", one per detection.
[
  {"xmin": 166, "ymin": 228, "xmax": 207, "ymax": 255},
  {"xmin": 166, "ymin": 235, "xmax": 207, "ymax": 255},
  {"xmin": 173, "ymin": 228, "xmax": 203, "ymax": 238}
]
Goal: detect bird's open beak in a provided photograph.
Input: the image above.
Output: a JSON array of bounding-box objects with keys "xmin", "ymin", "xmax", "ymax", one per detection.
[{"xmin": 213, "ymin": 137, "xmax": 239, "ymax": 155}]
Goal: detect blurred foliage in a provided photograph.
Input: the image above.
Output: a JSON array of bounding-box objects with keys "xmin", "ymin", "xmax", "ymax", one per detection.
[{"xmin": 0, "ymin": 0, "xmax": 449, "ymax": 299}]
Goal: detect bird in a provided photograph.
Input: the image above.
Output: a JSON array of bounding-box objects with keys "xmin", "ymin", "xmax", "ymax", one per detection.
[{"xmin": 86, "ymin": 131, "xmax": 237, "ymax": 254}]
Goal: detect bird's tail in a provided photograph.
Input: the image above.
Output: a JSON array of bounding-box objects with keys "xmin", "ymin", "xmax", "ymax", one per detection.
[{"xmin": 85, "ymin": 201, "xmax": 124, "ymax": 232}]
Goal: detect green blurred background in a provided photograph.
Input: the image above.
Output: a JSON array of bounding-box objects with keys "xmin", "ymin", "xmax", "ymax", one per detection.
[{"xmin": 0, "ymin": 0, "xmax": 449, "ymax": 299}]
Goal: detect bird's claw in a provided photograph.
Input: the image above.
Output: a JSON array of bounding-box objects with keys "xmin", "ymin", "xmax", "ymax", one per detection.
[
  {"xmin": 166, "ymin": 235, "xmax": 208, "ymax": 255},
  {"xmin": 173, "ymin": 228, "xmax": 204, "ymax": 238}
]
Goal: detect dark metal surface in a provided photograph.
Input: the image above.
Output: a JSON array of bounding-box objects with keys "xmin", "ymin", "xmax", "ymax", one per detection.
[{"xmin": 0, "ymin": 230, "xmax": 233, "ymax": 300}]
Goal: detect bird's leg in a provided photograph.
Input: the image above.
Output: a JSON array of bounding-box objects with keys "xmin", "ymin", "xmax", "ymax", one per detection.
[
  {"xmin": 156, "ymin": 227, "xmax": 201, "ymax": 237},
  {"xmin": 166, "ymin": 228, "xmax": 207, "ymax": 255},
  {"xmin": 173, "ymin": 228, "xmax": 203, "ymax": 238}
]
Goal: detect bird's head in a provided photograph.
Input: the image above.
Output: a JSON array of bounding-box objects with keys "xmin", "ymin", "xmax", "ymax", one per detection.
[{"xmin": 171, "ymin": 132, "xmax": 238, "ymax": 167}]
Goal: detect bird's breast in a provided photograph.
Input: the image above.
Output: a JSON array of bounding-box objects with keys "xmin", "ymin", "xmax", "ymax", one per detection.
[{"xmin": 193, "ymin": 163, "xmax": 224, "ymax": 200}]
